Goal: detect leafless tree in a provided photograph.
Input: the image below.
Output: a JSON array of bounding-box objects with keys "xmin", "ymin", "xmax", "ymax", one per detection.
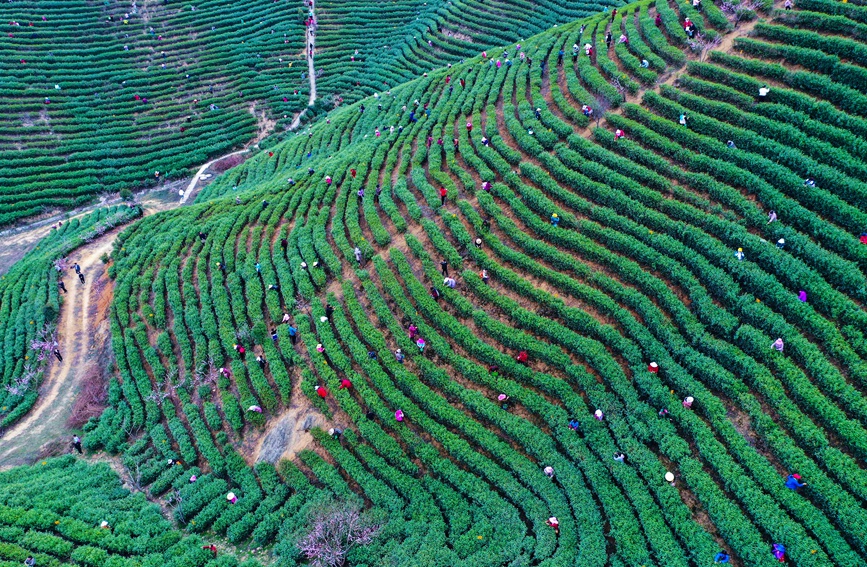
[
  {"xmin": 30, "ymin": 325, "xmax": 58, "ymax": 362},
  {"xmin": 119, "ymin": 413, "xmax": 141, "ymax": 438},
  {"xmin": 145, "ymin": 384, "xmax": 171, "ymax": 405},
  {"xmin": 296, "ymin": 500, "xmax": 382, "ymax": 567},
  {"xmin": 161, "ymin": 366, "xmax": 180, "ymax": 389},
  {"xmin": 687, "ymin": 33, "xmax": 723, "ymax": 62},
  {"xmin": 593, "ymin": 95, "xmax": 612, "ymax": 128},
  {"xmin": 124, "ymin": 462, "xmax": 144, "ymax": 492},
  {"xmin": 234, "ymin": 324, "xmax": 253, "ymax": 344},
  {"xmin": 610, "ymin": 77, "xmax": 628, "ymax": 103},
  {"xmin": 721, "ymin": 0, "xmax": 762, "ymax": 27},
  {"xmin": 193, "ymin": 359, "xmax": 218, "ymax": 387},
  {"xmin": 167, "ymin": 489, "xmax": 186, "ymax": 523},
  {"xmin": 4, "ymin": 365, "xmax": 38, "ymax": 397}
]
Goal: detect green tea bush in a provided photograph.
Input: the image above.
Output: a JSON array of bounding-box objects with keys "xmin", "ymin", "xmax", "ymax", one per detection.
[{"xmin": 12, "ymin": 0, "xmax": 867, "ymax": 564}]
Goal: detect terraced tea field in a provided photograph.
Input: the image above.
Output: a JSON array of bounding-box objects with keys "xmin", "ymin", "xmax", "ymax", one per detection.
[
  {"xmin": 3, "ymin": 0, "xmax": 867, "ymax": 565},
  {"xmin": 0, "ymin": 0, "xmax": 622, "ymax": 227},
  {"xmin": 0, "ymin": 456, "xmax": 264, "ymax": 567},
  {"xmin": 0, "ymin": 205, "xmax": 141, "ymax": 431}
]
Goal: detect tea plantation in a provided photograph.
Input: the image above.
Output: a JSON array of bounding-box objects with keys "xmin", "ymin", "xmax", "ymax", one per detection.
[
  {"xmin": 3, "ymin": 0, "xmax": 867, "ymax": 565},
  {"xmin": 0, "ymin": 456, "xmax": 263, "ymax": 567},
  {"xmin": 0, "ymin": 0, "xmax": 621, "ymax": 227},
  {"xmin": 0, "ymin": 205, "xmax": 141, "ymax": 428}
]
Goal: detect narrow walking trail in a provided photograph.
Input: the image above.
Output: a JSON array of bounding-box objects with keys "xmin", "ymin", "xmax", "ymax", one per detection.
[
  {"xmin": 289, "ymin": 0, "xmax": 318, "ymax": 130},
  {"xmin": 180, "ymin": 148, "xmax": 250, "ymax": 204},
  {"xmin": 0, "ymin": 234, "xmax": 117, "ymax": 467},
  {"xmin": 179, "ymin": 104, "xmax": 278, "ymax": 204},
  {"xmin": 0, "ymin": 113, "xmax": 276, "ymax": 466},
  {"xmin": 305, "ymin": 14, "xmax": 318, "ymax": 105},
  {"xmin": 0, "ymin": 180, "xmax": 181, "ymax": 276}
]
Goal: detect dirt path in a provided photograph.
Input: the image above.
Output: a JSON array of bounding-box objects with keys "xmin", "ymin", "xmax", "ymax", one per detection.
[
  {"xmin": 0, "ymin": 155, "xmax": 249, "ymax": 467},
  {"xmin": 0, "ymin": 234, "xmax": 117, "ymax": 467},
  {"xmin": 716, "ymin": 13, "xmax": 764, "ymax": 53},
  {"xmin": 0, "ymin": 213, "xmax": 88, "ymax": 276},
  {"xmin": 180, "ymin": 149, "xmax": 250, "ymax": 204},
  {"xmin": 1, "ymin": 106, "xmax": 278, "ymax": 272},
  {"xmin": 289, "ymin": 1, "xmax": 318, "ymax": 131},
  {"xmin": 0, "ymin": 141, "xmax": 268, "ymax": 276},
  {"xmin": 179, "ymin": 103, "xmax": 280, "ymax": 204},
  {"xmin": 0, "ymin": 180, "xmax": 184, "ymax": 276}
]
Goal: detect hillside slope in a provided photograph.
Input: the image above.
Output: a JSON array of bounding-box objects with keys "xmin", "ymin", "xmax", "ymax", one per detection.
[
  {"xmin": 0, "ymin": 456, "xmax": 262, "ymax": 567},
  {"xmin": 0, "ymin": 205, "xmax": 142, "ymax": 431},
  {"xmin": 79, "ymin": 0, "xmax": 867, "ymax": 565},
  {"xmin": 309, "ymin": 0, "xmax": 619, "ymax": 105},
  {"xmin": 0, "ymin": 0, "xmax": 623, "ymax": 228}
]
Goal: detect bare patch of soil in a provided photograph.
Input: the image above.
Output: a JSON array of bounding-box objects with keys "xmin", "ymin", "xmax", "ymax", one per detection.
[
  {"xmin": 250, "ymin": 102, "xmax": 277, "ymax": 144},
  {"xmin": 211, "ymin": 154, "xmax": 247, "ymax": 173},
  {"xmin": 241, "ymin": 404, "xmax": 330, "ymax": 465},
  {"xmin": 443, "ymin": 29, "xmax": 474, "ymax": 43},
  {"xmin": 66, "ymin": 276, "xmax": 115, "ymax": 429}
]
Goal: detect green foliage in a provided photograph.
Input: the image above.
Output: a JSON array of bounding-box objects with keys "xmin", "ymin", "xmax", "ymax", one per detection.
[
  {"xmin": 0, "ymin": 0, "xmax": 626, "ymax": 225},
  {"xmin": 0, "ymin": 205, "xmax": 141, "ymax": 428},
  {"xmin": 0, "ymin": 457, "xmax": 260, "ymax": 566},
  {"xmin": 7, "ymin": 0, "xmax": 867, "ymax": 565}
]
